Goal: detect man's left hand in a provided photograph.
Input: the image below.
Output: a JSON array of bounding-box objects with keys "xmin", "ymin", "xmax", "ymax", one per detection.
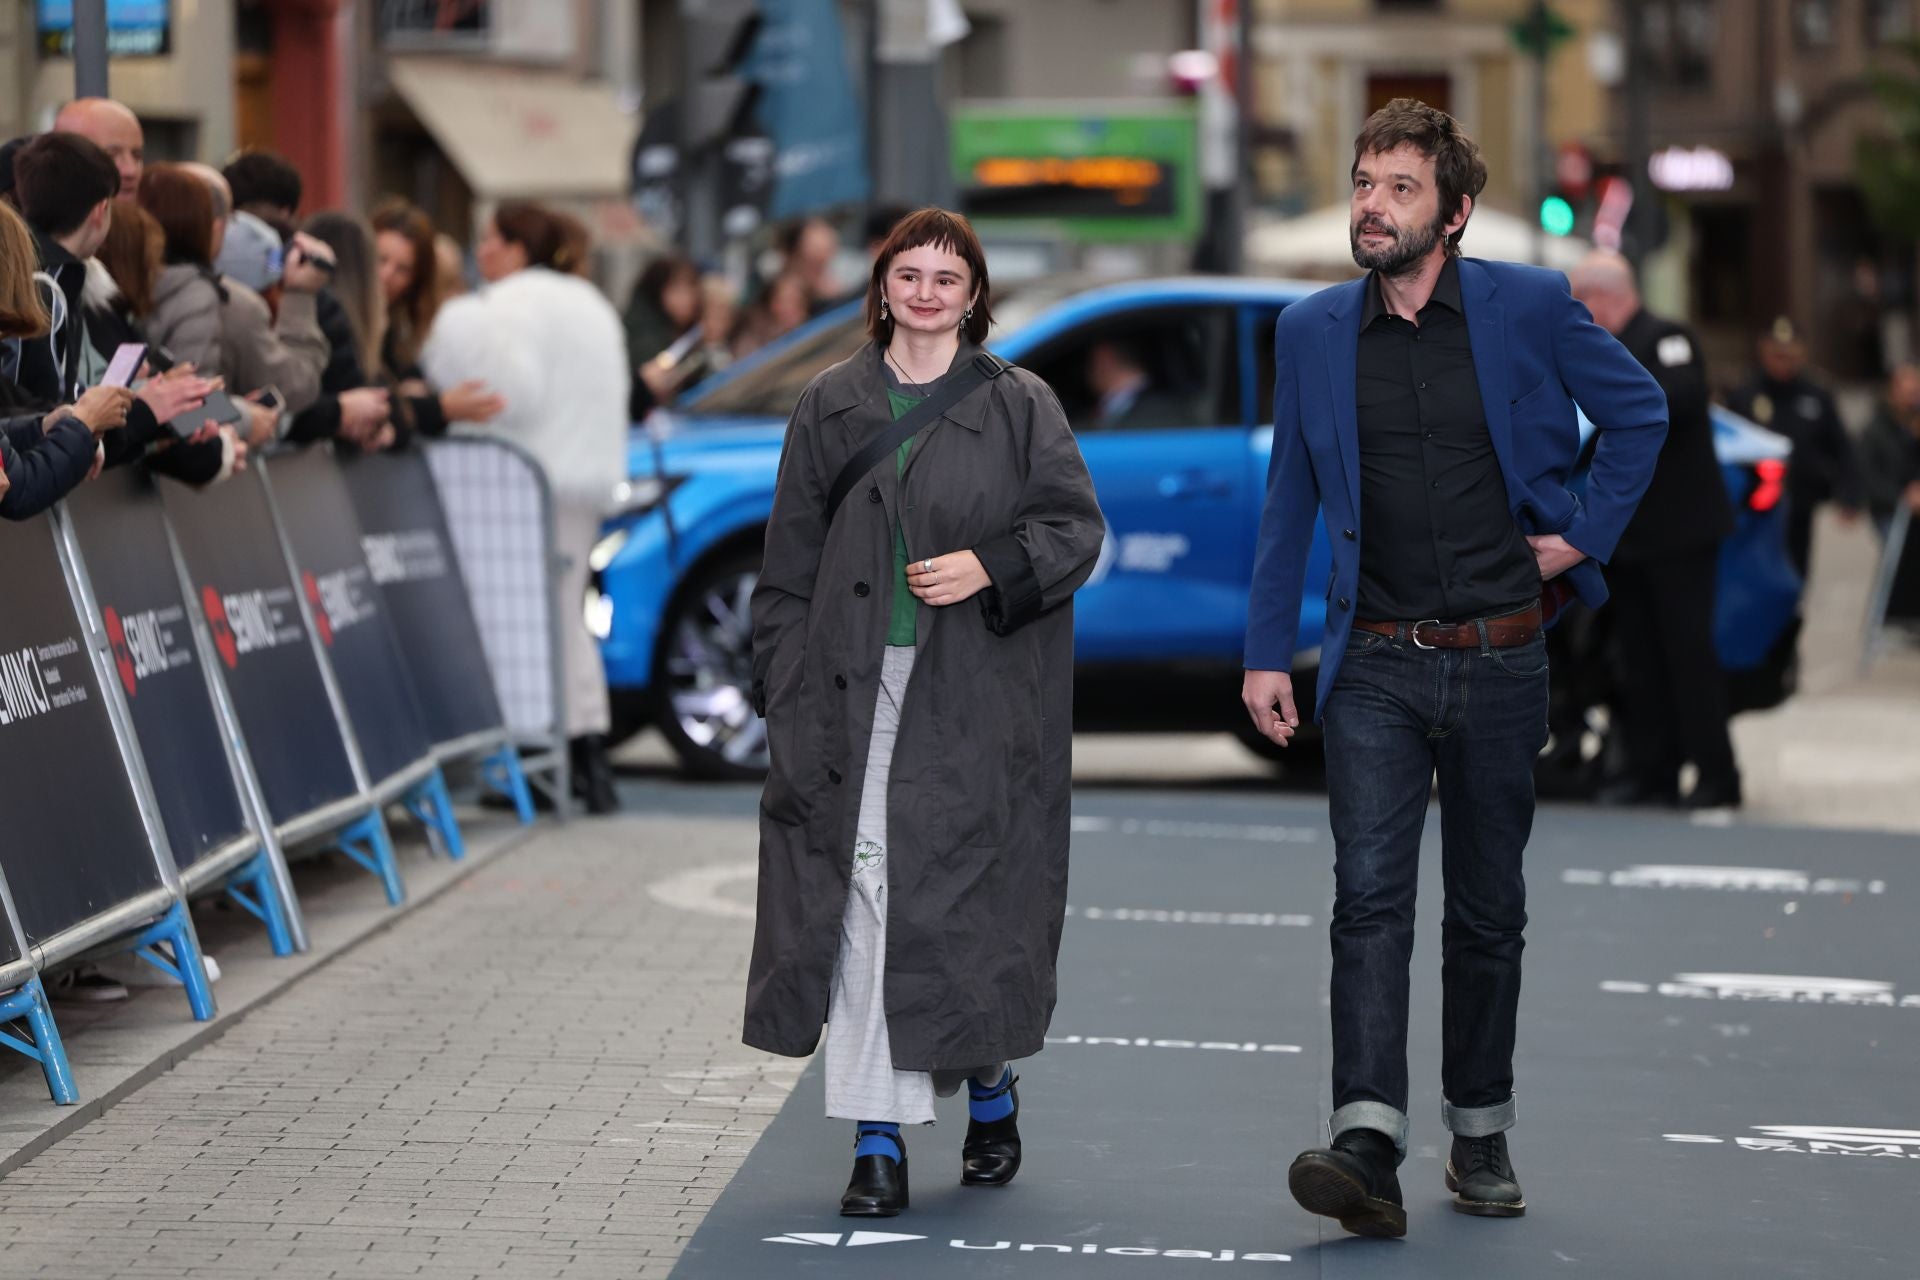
[{"xmin": 1527, "ymin": 532, "xmax": 1587, "ymax": 581}]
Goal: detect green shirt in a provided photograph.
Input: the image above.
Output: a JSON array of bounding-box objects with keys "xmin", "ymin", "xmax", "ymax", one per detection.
[{"xmin": 885, "ymin": 388, "xmax": 922, "ymax": 646}]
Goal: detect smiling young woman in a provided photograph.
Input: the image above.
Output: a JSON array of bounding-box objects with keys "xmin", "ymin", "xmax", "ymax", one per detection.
[{"xmin": 746, "ymin": 208, "xmax": 1105, "ymax": 1218}]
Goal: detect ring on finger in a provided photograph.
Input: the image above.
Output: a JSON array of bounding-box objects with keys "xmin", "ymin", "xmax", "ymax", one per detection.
[{"xmin": 922, "ymin": 558, "xmax": 934, "ymax": 573}]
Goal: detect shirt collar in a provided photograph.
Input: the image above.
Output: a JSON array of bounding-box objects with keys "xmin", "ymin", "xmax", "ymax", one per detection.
[{"xmin": 1362, "ymin": 255, "xmax": 1463, "ymax": 326}]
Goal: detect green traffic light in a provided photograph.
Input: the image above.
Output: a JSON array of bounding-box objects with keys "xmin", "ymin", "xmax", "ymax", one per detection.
[{"xmin": 1540, "ymin": 196, "xmax": 1576, "ymax": 236}]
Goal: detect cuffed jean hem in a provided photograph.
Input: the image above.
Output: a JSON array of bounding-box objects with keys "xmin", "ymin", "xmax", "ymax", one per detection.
[
  {"xmin": 1442, "ymin": 1094, "xmax": 1517, "ymax": 1138},
  {"xmin": 1330, "ymin": 1102, "xmax": 1408, "ymax": 1163}
]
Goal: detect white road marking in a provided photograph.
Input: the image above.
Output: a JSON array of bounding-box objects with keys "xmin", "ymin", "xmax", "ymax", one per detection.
[
  {"xmin": 1045, "ymin": 1035, "xmax": 1303, "ymax": 1054},
  {"xmin": 647, "ymin": 860, "xmax": 758, "ymax": 920},
  {"xmin": 1072, "ymin": 814, "xmax": 1319, "ymax": 843},
  {"xmin": 1066, "ymin": 905, "xmax": 1314, "ymax": 927}
]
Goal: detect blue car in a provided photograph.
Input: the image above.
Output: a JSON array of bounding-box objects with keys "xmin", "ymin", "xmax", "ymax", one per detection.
[{"xmin": 590, "ymin": 276, "xmax": 1803, "ymax": 778}]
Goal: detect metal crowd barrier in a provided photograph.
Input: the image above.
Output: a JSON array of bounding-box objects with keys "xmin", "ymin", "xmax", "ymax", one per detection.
[
  {"xmin": 423, "ymin": 436, "xmax": 572, "ymax": 815},
  {"xmin": 1862, "ymin": 505, "xmax": 1920, "ymax": 674},
  {"xmin": 0, "ymin": 439, "xmax": 549, "ymax": 1105}
]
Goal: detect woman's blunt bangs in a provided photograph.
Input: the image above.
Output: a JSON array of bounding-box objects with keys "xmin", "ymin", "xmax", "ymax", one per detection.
[{"xmin": 865, "ymin": 207, "xmax": 993, "ymax": 344}]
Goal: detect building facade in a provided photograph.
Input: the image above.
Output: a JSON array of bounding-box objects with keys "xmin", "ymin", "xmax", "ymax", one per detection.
[{"xmin": 1600, "ymin": 0, "xmax": 1918, "ymax": 383}]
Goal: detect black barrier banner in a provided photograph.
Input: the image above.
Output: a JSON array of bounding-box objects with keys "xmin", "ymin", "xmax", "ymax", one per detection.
[
  {"xmin": 0, "ymin": 516, "xmax": 165, "ymax": 945},
  {"xmin": 262, "ymin": 449, "xmax": 434, "ymax": 788},
  {"xmin": 64, "ymin": 470, "xmax": 251, "ymax": 873},
  {"xmin": 335, "ymin": 449, "xmax": 506, "ymax": 750},
  {"xmin": 158, "ymin": 469, "xmax": 360, "ymax": 826}
]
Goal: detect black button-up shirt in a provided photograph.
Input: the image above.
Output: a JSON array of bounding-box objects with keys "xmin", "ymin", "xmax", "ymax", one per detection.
[{"xmin": 1354, "ymin": 259, "xmax": 1540, "ymax": 621}]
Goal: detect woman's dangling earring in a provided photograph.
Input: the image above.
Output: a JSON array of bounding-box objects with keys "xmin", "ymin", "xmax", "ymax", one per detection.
[
  {"xmin": 963, "ymin": 306, "xmax": 974, "ymax": 320},
  {"xmin": 880, "ymin": 298, "xmax": 890, "ymax": 320}
]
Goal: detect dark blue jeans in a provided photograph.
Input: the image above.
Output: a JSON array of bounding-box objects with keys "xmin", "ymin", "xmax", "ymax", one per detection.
[{"xmin": 1320, "ymin": 621, "xmax": 1549, "ymax": 1160}]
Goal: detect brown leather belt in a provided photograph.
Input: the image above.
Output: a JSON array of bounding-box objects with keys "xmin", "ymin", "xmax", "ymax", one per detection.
[{"xmin": 1353, "ymin": 604, "xmax": 1544, "ymax": 650}]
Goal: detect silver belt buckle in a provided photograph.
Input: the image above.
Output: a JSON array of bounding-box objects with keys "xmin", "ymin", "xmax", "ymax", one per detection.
[{"xmin": 1411, "ymin": 619, "xmax": 1442, "ymax": 650}]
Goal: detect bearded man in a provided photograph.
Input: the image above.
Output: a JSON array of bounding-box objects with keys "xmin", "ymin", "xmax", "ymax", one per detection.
[{"xmin": 1241, "ymin": 100, "xmax": 1667, "ymax": 1236}]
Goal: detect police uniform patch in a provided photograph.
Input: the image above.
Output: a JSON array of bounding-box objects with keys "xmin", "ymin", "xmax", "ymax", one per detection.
[
  {"xmin": 1751, "ymin": 393, "xmax": 1774, "ymax": 424},
  {"xmin": 1656, "ymin": 334, "xmax": 1692, "ymax": 368}
]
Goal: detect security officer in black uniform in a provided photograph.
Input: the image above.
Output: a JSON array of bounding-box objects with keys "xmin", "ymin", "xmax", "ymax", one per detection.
[
  {"xmin": 1570, "ymin": 253, "xmax": 1741, "ymax": 808},
  {"xmin": 1725, "ymin": 317, "xmax": 1860, "ymax": 578}
]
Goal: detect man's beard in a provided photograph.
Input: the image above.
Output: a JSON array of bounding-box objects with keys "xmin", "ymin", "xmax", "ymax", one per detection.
[{"xmin": 1350, "ymin": 211, "xmax": 1447, "ymax": 276}]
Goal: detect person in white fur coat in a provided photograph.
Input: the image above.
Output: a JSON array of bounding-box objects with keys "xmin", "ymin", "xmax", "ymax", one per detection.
[{"xmin": 422, "ymin": 201, "xmax": 629, "ymax": 813}]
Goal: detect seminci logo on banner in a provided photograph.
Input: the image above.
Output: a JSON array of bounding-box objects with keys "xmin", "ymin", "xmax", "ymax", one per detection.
[
  {"xmin": 0, "ymin": 636, "xmax": 89, "ymax": 726},
  {"xmin": 200, "ymin": 585, "xmax": 304, "ymax": 670},
  {"xmin": 102, "ymin": 604, "xmax": 193, "ymax": 698}
]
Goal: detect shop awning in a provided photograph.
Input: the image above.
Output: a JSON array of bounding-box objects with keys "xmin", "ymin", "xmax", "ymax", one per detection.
[{"xmin": 388, "ymin": 57, "xmax": 638, "ymax": 201}]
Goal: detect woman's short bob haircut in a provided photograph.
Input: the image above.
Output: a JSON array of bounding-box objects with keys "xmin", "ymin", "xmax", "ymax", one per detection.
[{"xmin": 865, "ymin": 207, "xmax": 993, "ymax": 346}]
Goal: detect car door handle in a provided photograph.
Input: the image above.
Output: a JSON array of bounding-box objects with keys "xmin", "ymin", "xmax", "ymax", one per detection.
[{"xmin": 1158, "ymin": 469, "xmax": 1234, "ymax": 499}]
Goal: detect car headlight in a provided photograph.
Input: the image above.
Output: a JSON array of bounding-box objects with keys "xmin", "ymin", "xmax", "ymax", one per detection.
[
  {"xmin": 589, "ymin": 528, "xmax": 630, "ymax": 573},
  {"xmin": 611, "ymin": 474, "xmax": 684, "ymax": 519}
]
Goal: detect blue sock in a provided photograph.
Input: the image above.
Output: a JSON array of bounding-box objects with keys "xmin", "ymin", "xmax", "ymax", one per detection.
[
  {"xmin": 855, "ymin": 1121, "xmax": 903, "ymax": 1162},
  {"xmin": 968, "ymin": 1066, "xmax": 1015, "ymax": 1123}
]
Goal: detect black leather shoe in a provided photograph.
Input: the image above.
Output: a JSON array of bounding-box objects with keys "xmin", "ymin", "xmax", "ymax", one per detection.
[
  {"xmin": 1287, "ymin": 1128, "xmax": 1405, "ymax": 1238},
  {"xmin": 841, "ymin": 1131, "xmax": 909, "ymax": 1217},
  {"xmin": 961, "ymin": 1074, "xmax": 1021, "ymax": 1186},
  {"xmin": 1446, "ymin": 1132, "xmax": 1525, "ymax": 1217}
]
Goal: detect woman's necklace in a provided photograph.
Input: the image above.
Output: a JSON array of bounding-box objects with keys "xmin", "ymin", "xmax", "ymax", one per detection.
[{"xmin": 885, "ymin": 344, "xmax": 946, "ymax": 390}]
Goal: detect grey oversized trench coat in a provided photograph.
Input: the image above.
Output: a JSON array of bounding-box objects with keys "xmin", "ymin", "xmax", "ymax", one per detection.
[{"xmin": 743, "ymin": 340, "xmax": 1105, "ymax": 1071}]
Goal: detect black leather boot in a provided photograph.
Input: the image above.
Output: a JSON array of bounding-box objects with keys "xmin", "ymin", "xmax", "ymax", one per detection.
[
  {"xmin": 841, "ymin": 1129, "xmax": 909, "ymax": 1217},
  {"xmin": 1287, "ymin": 1127, "xmax": 1405, "ymax": 1238},
  {"xmin": 569, "ymin": 734, "xmax": 620, "ymax": 815},
  {"xmin": 1446, "ymin": 1131, "xmax": 1526, "ymax": 1217},
  {"xmin": 961, "ymin": 1073, "xmax": 1021, "ymax": 1187}
]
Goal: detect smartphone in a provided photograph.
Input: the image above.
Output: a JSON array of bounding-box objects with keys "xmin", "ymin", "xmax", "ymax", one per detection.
[
  {"xmin": 166, "ymin": 389, "xmax": 245, "ymax": 439},
  {"xmin": 102, "ymin": 343, "xmax": 146, "ymax": 388}
]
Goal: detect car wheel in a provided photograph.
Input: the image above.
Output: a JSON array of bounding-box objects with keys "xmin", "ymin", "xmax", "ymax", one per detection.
[{"xmin": 653, "ymin": 547, "xmax": 770, "ymax": 780}]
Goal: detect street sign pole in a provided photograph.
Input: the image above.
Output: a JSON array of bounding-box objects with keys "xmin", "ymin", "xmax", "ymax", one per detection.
[{"xmin": 73, "ymin": 0, "xmax": 109, "ymax": 97}]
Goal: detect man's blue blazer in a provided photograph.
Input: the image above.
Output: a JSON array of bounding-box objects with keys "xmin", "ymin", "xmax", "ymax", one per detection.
[{"xmin": 1243, "ymin": 256, "xmax": 1668, "ymax": 721}]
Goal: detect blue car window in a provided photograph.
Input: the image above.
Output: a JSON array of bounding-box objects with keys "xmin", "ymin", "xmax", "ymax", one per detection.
[{"xmin": 1020, "ymin": 307, "xmax": 1239, "ymax": 432}]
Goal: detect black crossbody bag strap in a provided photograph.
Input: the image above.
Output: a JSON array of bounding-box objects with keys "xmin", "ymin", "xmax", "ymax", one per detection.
[{"xmin": 824, "ymin": 352, "xmax": 1008, "ymax": 522}]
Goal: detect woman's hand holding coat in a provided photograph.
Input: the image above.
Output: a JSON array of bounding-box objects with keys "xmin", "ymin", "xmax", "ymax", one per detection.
[{"xmin": 905, "ymin": 550, "xmax": 991, "ymax": 607}]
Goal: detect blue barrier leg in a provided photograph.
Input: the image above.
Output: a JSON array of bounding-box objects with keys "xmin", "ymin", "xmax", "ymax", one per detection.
[
  {"xmin": 480, "ymin": 745, "xmax": 536, "ymax": 825},
  {"xmin": 402, "ymin": 768, "xmax": 467, "ymax": 861},
  {"xmin": 0, "ymin": 976, "xmax": 78, "ymax": 1104},
  {"xmin": 130, "ymin": 901, "xmax": 216, "ymax": 1022},
  {"xmin": 336, "ymin": 811, "xmax": 405, "ymax": 906},
  {"xmin": 225, "ymin": 851, "xmax": 296, "ymax": 957}
]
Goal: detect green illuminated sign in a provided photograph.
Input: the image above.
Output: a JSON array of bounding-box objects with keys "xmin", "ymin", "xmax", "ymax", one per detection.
[{"xmin": 950, "ymin": 104, "xmax": 1201, "ymax": 242}]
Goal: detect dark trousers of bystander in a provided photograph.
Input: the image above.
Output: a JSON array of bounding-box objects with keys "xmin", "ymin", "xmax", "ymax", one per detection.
[
  {"xmin": 1608, "ymin": 547, "xmax": 1739, "ymax": 800},
  {"xmin": 1318, "ymin": 624, "xmax": 1549, "ymax": 1158}
]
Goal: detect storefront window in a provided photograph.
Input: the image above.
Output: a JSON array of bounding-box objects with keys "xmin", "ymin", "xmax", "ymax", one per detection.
[
  {"xmin": 1793, "ymin": 0, "xmax": 1835, "ymax": 48},
  {"xmin": 1643, "ymin": 1, "xmax": 1715, "ymax": 88},
  {"xmin": 1867, "ymin": 0, "xmax": 1913, "ymax": 42}
]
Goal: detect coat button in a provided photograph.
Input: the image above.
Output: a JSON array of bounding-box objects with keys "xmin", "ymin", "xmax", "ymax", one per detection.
[
  {"xmin": 868, "ymin": 487, "xmax": 882, "ymax": 503},
  {"xmin": 828, "ymin": 769, "xmax": 843, "ymax": 784},
  {"xmin": 1343, "ymin": 528, "xmax": 1355, "ymax": 540},
  {"xmin": 834, "ymin": 674, "xmax": 847, "ymax": 689},
  {"xmin": 854, "ymin": 581, "xmax": 870, "ymax": 597},
  {"xmin": 1337, "ymin": 597, "xmax": 1351, "ymax": 610}
]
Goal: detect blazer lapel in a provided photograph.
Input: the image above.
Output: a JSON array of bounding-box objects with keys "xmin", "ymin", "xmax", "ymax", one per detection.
[
  {"xmin": 1461, "ymin": 260, "xmax": 1516, "ymax": 493},
  {"xmin": 1322, "ymin": 283, "xmax": 1364, "ymax": 516}
]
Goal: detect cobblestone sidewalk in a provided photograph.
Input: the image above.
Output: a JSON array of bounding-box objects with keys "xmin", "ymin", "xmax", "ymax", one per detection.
[{"xmin": 0, "ymin": 815, "xmax": 781, "ymax": 1280}]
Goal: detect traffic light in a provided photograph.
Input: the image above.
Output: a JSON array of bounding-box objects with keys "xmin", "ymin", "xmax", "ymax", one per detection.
[
  {"xmin": 681, "ymin": 0, "xmax": 763, "ymax": 155},
  {"xmin": 1539, "ymin": 196, "xmax": 1576, "ymax": 237}
]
